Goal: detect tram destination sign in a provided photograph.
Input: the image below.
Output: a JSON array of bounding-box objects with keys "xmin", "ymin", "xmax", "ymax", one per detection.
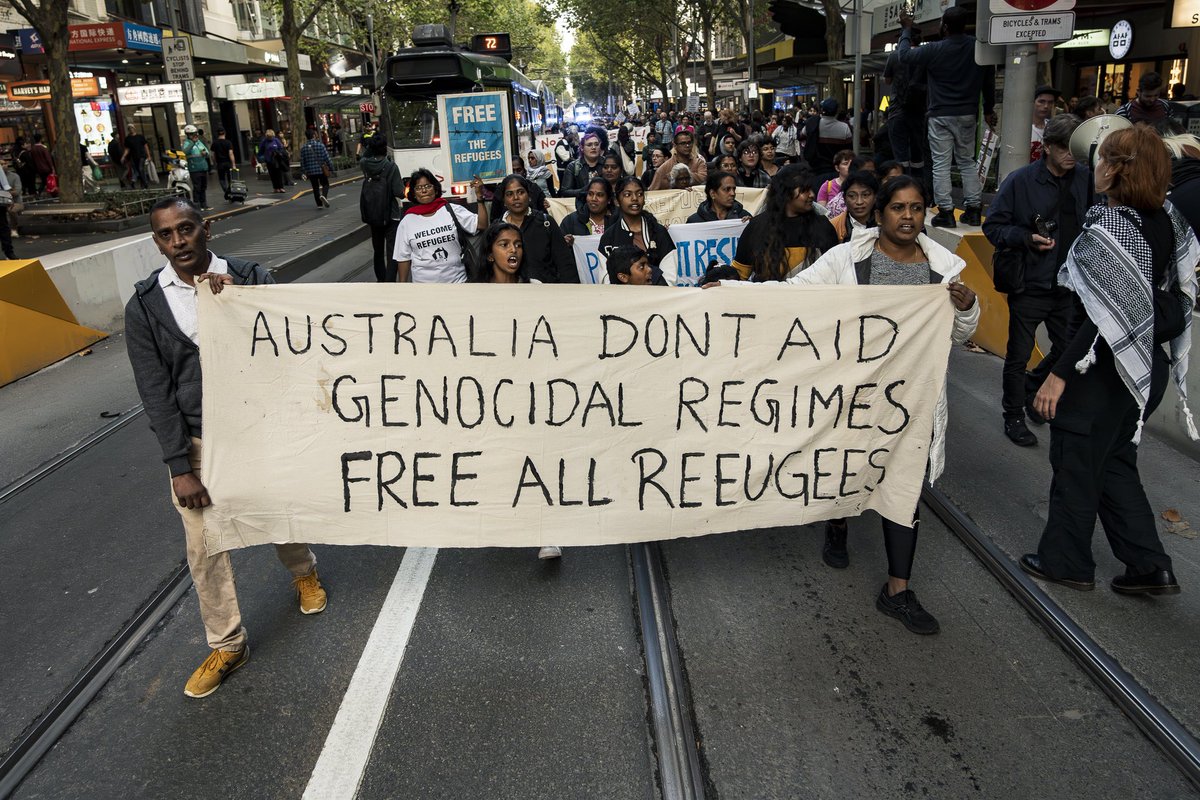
[
  {"xmin": 989, "ymin": 11, "xmax": 1075, "ymax": 43},
  {"xmin": 197, "ymin": 284, "xmax": 955, "ymax": 551},
  {"xmin": 436, "ymin": 91, "xmax": 513, "ymax": 184}
]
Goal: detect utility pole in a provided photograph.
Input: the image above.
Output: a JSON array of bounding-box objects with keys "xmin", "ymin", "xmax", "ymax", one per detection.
[
  {"xmin": 165, "ymin": 1, "xmax": 194, "ymax": 127},
  {"xmin": 367, "ymin": 13, "xmax": 379, "ymax": 91},
  {"xmin": 997, "ymin": 44, "xmax": 1036, "ymax": 183},
  {"xmin": 747, "ymin": 0, "xmax": 756, "ymax": 111},
  {"xmin": 851, "ymin": 0, "xmax": 863, "ymax": 155}
]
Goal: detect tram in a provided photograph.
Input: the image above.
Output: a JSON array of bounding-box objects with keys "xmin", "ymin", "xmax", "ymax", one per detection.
[{"xmin": 381, "ymin": 25, "xmax": 546, "ymax": 191}]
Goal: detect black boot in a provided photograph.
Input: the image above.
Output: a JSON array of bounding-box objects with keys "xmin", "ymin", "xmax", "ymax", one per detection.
[{"xmin": 822, "ymin": 519, "xmax": 849, "ymax": 569}]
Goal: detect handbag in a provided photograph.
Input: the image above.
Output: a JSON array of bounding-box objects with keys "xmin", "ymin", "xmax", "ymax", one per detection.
[
  {"xmin": 91, "ymin": 165, "xmax": 103, "ymax": 181},
  {"xmin": 991, "ymin": 246, "xmax": 1025, "ymax": 295},
  {"xmin": 321, "ymin": 163, "xmax": 332, "ymax": 179},
  {"xmin": 451, "ymin": 206, "xmax": 485, "ymax": 278},
  {"xmin": 45, "ymin": 173, "xmax": 58, "ymax": 195}
]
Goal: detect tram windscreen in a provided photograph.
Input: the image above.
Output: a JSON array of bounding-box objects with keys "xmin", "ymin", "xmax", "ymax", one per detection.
[{"xmin": 386, "ymin": 95, "xmax": 440, "ymax": 149}]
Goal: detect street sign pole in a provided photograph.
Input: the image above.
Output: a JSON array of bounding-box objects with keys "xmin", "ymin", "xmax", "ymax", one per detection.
[{"xmin": 164, "ymin": 3, "xmax": 194, "ymax": 127}]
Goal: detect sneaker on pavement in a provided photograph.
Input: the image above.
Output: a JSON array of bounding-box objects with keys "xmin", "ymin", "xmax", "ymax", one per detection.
[
  {"xmin": 876, "ymin": 585, "xmax": 940, "ymax": 635},
  {"xmin": 184, "ymin": 645, "xmax": 249, "ymax": 698},
  {"xmin": 822, "ymin": 520, "xmax": 849, "ymax": 569},
  {"xmin": 930, "ymin": 209, "xmax": 957, "ymax": 228},
  {"xmin": 538, "ymin": 545, "xmax": 563, "ymax": 560},
  {"xmin": 294, "ymin": 570, "xmax": 327, "ymax": 614},
  {"xmin": 320, "ymin": 195, "xmax": 331, "ymax": 208},
  {"xmin": 1004, "ymin": 417, "xmax": 1037, "ymax": 446}
]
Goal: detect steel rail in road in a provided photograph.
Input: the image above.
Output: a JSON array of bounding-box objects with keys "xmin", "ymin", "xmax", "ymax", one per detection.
[
  {"xmin": 0, "ymin": 253, "xmax": 374, "ymax": 799},
  {"xmin": 632, "ymin": 542, "xmax": 708, "ymax": 800},
  {"xmin": 922, "ymin": 484, "xmax": 1200, "ymax": 792}
]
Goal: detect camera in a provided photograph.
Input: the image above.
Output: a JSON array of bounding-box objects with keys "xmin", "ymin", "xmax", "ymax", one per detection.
[{"xmin": 1033, "ymin": 214, "xmax": 1058, "ymax": 239}]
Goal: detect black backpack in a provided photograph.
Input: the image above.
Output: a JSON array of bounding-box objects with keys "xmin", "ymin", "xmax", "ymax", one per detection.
[{"xmin": 360, "ymin": 163, "xmax": 395, "ymax": 226}]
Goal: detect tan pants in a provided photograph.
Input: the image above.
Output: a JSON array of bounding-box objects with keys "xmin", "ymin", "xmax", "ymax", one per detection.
[{"xmin": 172, "ymin": 438, "xmax": 317, "ymax": 651}]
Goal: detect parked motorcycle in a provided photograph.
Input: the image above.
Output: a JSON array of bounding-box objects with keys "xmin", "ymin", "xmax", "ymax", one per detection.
[{"xmin": 164, "ymin": 150, "xmax": 192, "ymax": 201}]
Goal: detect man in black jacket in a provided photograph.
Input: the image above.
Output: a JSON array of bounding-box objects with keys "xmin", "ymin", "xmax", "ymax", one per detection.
[
  {"xmin": 125, "ymin": 197, "xmax": 327, "ymax": 699},
  {"xmin": 982, "ymin": 114, "xmax": 1086, "ymax": 446}
]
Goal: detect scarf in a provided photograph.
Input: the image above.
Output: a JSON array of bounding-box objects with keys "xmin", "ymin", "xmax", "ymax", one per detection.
[
  {"xmin": 1059, "ymin": 201, "xmax": 1199, "ymax": 443},
  {"xmin": 407, "ymin": 197, "xmax": 448, "ymax": 216},
  {"xmin": 526, "ymin": 151, "xmax": 551, "ymax": 183}
]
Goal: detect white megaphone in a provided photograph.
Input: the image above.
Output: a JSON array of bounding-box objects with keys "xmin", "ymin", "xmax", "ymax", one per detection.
[{"xmin": 1069, "ymin": 114, "xmax": 1132, "ymax": 169}]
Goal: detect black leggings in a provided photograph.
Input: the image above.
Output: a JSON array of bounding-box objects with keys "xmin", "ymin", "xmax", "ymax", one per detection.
[
  {"xmin": 370, "ymin": 220, "xmax": 399, "ymax": 283},
  {"xmin": 829, "ymin": 512, "xmax": 919, "ymax": 580}
]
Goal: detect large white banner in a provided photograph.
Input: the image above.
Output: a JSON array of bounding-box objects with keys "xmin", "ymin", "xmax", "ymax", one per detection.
[
  {"xmin": 547, "ymin": 187, "xmax": 767, "ymax": 228},
  {"xmin": 199, "ymin": 285, "xmax": 954, "ymax": 553}
]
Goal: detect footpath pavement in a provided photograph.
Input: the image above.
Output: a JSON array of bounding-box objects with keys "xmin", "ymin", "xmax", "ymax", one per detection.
[{"xmin": 14, "ymin": 173, "xmax": 363, "ymax": 263}]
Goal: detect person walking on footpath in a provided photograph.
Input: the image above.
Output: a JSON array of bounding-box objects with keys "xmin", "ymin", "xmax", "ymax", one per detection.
[
  {"xmin": 124, "ymin": 197, "xmax": 328, "ymax": 698},
  {"xmin": 182, "ymin": 125, "xmax": 212, "ymax": 209},
  {"xmin": 123, "ymin": 124, "xmax": 151, "ymax": 189},
  {"xmin": 210, "ymin": 128, "xmax": 235, "ymax": 201},
  {"xmin": 300, "ymin": 128, "xmax": 334, "ymax": 208},
  {"xmin": 258, "ymin": 129, "xmax": 287, "ymax": 193},
  {"xmin": 983, "ymin": 114, "xmax": 1088, "ymax": 448},
  {"xmin": 897, "ymin": 6, "xmax": 997, "ymax": 228},
  {"xmin": 359, "ymin": 133, "xmax": 405, "ymax": 282},
  {"xmin": 29, "ymin": 133, "xmax": 53, "ymax": 196}
]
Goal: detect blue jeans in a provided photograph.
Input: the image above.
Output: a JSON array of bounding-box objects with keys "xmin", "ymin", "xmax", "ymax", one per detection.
[{"xmin": 927, "ymin": 114, "xmax": 981, "ymax": 211}]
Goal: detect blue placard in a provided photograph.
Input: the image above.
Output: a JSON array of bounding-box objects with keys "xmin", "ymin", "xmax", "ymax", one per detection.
[
  {"xmin": 442, "ymin": 93, "xmax": 508, "ymax": 183},
  {"xmin": 16, "ymin": 28, "xmax": 43, "ymax": 54},
  {"xmin": 123, "ymin": 22, "xmax": 162, "ymax": 52}
]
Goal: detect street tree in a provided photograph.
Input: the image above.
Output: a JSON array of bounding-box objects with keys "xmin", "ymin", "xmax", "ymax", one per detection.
[{"xmin": 8, "ymin": 0, "xmax": 82, "ymax": 201}]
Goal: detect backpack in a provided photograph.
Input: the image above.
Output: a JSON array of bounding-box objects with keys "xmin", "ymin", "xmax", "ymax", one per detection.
[{"xmin": 360, "ymin": 163, "xmax": 394, "ymax": 226}]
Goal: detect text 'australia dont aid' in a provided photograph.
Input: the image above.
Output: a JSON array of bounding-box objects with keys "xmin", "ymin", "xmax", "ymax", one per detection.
[{"xmin": 197, "ymin": 284, "xmax": 955, "ymax": 553}]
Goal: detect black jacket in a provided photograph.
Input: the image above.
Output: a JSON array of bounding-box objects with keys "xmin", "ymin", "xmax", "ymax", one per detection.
[
  {"xmin": 982, "ymin": 157, "xmax": 1089, "ymax": 291},
  {"xmin": 515, "ymin": 210, "xmax": 579, "ymax": 283},
  {"xmin": 560, "ymin": 207, "xmax": 613, "ymax": 238},
  {"xmin": 125, "ymin": 256, "xmax": 271, "ymax": 476},
  {"xmin": 686, "ymin": 199, "xmax": 747, "ymax": 223}
]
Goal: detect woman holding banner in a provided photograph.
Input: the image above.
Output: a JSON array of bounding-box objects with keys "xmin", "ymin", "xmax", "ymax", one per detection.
[
  {"xmin": 561, "ymin": 177, "xmax": 615, "ymax": 245},
  {"xmin": 599, "ymin": 176, "xmax": 677, "ymax": 285},
  {"xmin": 731, "ymin": 164, "xmax": 838, "ymax": 281},
  {"xmin": 490, "ymin": 175, "xmax": 577, "ymax": 284},
  {"xmin": 393, "ymin": 169, "xmax": 487, "ymax": 284},
  {"xmin": 714, "ymin": 175, "xmax": 979, "ymax": 634}
]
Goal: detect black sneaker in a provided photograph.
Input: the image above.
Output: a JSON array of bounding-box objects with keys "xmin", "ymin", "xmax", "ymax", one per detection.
[
  {"xmin": 930, "ymin": 209, "xmax": 957, "ymax": 228},
  {"xmin": 876, "ymin": 585, "xmax": 940, "ymax": 635},
  {"xmin": 822, "ymin": 520, "xmax": 849, "ymax": 569},
  {"xmin": 1004, "ymin": 417, "xmax": 1037, "ymax": 446},
  {"xmin": 960, "ymin": 206, "xmax": 982, "ymax": 226}
]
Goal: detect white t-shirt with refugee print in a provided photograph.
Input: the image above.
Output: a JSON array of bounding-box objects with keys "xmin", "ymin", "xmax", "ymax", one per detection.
[{"xmin": 393, "ymin": 203, "xmax": 478, "ymax": 283}]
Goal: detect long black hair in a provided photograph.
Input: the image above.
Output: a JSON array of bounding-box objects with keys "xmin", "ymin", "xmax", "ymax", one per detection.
[
  {"xmin": 613, "ymin": 176, "xmax": 645, "ymax": 220},
  {"xmin": 471, "ymin": 221, "xmax": 527, "ymax": 283},
  {"xmin": 755, "ymin": 164, "xmax": 838, "ymax": 281}
]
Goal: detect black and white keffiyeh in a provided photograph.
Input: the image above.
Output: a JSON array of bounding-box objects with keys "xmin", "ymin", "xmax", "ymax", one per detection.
[{"xmin": 1058, "ymin": 201, "xmax": 1199, "ymax": 443}]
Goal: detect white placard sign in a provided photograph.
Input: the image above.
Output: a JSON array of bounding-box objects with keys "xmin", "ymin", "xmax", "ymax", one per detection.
[
  {"xmin": 988, "ymin": 11, "xmax": 1075, "ymax": 43},
  {"xmin": 198, "ymin": 284, "xmax": 954, "ymax": 552},
  {"xmin": 163, "ymin": 36, "xmax": 194, "ymax": 84}
]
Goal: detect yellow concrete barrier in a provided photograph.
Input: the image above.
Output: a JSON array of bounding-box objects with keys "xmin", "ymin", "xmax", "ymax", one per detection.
[
  {"xmin": 953, "ymin": 232, "xmax": 1044, "ymax": 369},
  {"xmin": 0, "ymin": 259, "xmax": 107, "ymax": 386}
]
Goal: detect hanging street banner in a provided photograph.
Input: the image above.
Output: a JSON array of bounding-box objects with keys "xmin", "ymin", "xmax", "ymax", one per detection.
[
  {"xmin": 437, "ymin": 91, "xmax": 512, "ymax": 185},
  {"xmin": 198, "ymin": 284, "xmax": 955, "ymax": 553}
]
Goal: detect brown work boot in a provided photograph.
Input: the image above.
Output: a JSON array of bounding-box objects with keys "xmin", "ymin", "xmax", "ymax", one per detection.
[
  {"xmin": 294, "ymin": 570, "xmax": 328, "ymax": 615},
  {"xmin": 184, "ymin": 646, "xmax": 249, "ymax": 698}
]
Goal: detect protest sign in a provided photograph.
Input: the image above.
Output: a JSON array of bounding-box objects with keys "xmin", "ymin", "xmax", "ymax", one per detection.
[
  {"xmin": 199, "ymin": 285, "xmax": 954, "ymax": 553},
  {"xmin": 570, "ymin": 234, "xmax": 606, "ymax": 284},
  {"xmin": 437, "ymin": 91, "xmax": 511, "ymax": 184},
  {"xmin": 546, "ymin": 187, "xmax": 766, "ymax": 227},
  {"xmin": 669, "ymin": 220, "xmax": 748, "ymax": 286}
]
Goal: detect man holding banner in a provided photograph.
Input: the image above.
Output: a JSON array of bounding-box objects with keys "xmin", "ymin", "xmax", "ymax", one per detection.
[{"xmin": 125, "ymin": 197, "xmax": 328, "ymax": 698}]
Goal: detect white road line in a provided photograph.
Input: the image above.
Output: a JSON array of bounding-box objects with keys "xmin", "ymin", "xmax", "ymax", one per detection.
[{"xmin": 302, "ymin": 547, "xmax": 439, "ymax": 800}]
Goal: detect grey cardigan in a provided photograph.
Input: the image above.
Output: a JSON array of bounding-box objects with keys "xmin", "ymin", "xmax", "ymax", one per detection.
[{"xmin": 125, "ymin": 256, "xmax": 271, "ymax": 476}]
